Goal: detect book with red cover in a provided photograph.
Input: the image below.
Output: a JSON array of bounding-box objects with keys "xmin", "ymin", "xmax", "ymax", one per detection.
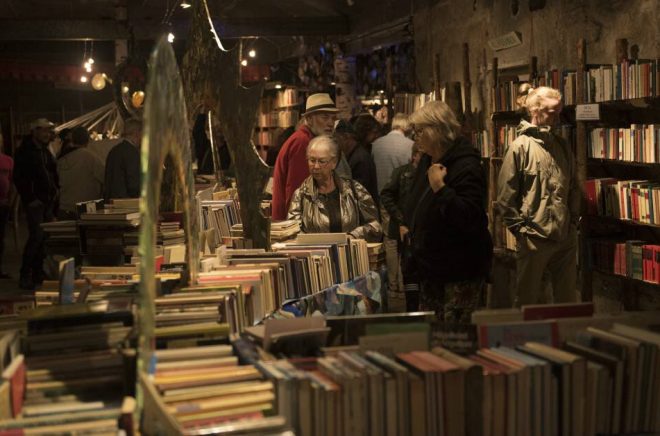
[
  {"xmin": 1, "ymin": 354, "xmax": 25, "ymax": 417},
  {"xmin": 521, "ymin": 302, "xmax": 594, "ymax": 321}
]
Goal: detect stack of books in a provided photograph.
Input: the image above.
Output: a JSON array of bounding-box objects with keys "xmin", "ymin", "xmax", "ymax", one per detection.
[
  {"xmin": 200, "ymin": 199, "xmax": 241, "ymax": 241},
  {"xmin": 393, "ymin": 92, "xmax": 436, "ymax": 115},
  {"xmin": 0, "ymin": 302, "xmax": 136, "ymax": 433},
  {"xmin": 230, "ymin": 219, "xmax": 300, "ymax": 242},
  {"xmin": 41, "ymin": 220, "xmax": 78, "ymax": 247},
  {"xmin": 367, "ymin": 242, "xmax": 385, "ymax": 271},
  {"xmin": 141, "ymin": 345, "xmax": 287, "ymax": 434}
]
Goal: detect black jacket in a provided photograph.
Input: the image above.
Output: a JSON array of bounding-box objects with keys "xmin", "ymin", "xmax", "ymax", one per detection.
[
  {"xmin": 405, "ymin": 137, "xmax": 492, "ymax": 282},
  {"xmin": 104, "ymin": 140, "xmax": 140, "ymax": 200},
  {"xmin": 347, "ymin": 144, "xmax": 379, "ymax": 205},
  {"xmin": 380, "ymin": 162, "xmax": 415, "ymax": 239},
  {"xmin": 13, "ymin": 136, "xmax": 59, "ymax": 205}
]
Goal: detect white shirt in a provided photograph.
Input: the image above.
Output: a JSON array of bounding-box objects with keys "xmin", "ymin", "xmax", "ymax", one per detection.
[{"xmin": 371, "ymin": 130, "xmax": 414, "ymax": 192}]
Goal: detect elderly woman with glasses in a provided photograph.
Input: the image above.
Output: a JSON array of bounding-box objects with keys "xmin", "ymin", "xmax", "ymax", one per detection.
[
  {"xmin": 288, "ymin": 135, "xmax": 382, "ymax": 242},
  {"xmin": 404, "ymin": 101, "xmax": 492, "ymax": 322}
]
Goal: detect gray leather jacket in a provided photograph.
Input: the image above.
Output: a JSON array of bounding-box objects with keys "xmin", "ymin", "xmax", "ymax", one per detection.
[
  {"xmin": 497, "ymin": 120, "xmax": 579, "ymax": 241},
  {"xmin": 288, "ymin": 173, "xmax": 382, "ymax": 242}
]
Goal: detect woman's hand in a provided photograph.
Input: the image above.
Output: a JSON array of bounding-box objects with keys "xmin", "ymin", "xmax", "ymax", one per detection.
[
  {"xmin": 427, "ymin": 163, "xmax": 447, "ymax": 193},
  {"xmin": 399, "ymin": 225, "xmax": 409, "ymax": 242}
]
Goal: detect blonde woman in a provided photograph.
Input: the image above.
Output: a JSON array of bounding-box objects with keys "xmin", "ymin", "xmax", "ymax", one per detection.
[
  {"xmin": 497, "ymin": 86, "xmax": 579, "ymax": 305},
  {"xmin": 404, "ymin": 101, "xmax": 492, "ymax": 322}
]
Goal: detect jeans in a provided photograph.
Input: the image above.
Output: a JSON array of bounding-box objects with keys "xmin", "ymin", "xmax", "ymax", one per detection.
[
  {"xmin": 20, "ymin": 200, "xmax": 53, "ymax": 280},
  {"xmin": 0, "ymin": 204, "xmax": 8, "ymax": 272}
]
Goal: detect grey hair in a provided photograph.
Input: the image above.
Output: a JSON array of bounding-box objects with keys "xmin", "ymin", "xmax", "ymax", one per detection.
[
  {"xmin": 307, "ymin": 135, "xmax": 339, "ymax": 159},
  {"xmin": 521, "ymin": 86, "xmax": 562, "ymax": 116},
  {"xmin": 391, "ymin": 113, "xmax": 411, "ymax": 132}
]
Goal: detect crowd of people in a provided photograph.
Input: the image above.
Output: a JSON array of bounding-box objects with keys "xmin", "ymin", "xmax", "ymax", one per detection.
[
  {"xmin": 1, "ymin": 118, "xmax": 143, "ymax": 290},
  {"xmin": 274, "ymin": 87, "xmax": 578, "ymax": 320},
  {"xmin": 1, "ymin": 84, "xmax": 578, "ymax": 321}
]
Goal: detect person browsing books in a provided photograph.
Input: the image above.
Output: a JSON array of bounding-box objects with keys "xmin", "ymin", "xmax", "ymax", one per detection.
[
  {"xmin": 497, "ymin": 86, "xmax": 579, "ymax": 305},
  {"xmin": 287, "ymin": 136, "xmax": 382, "ymax": 242},
  {"xmin": 104, "ymin": 118, "xmax": 142, "ymax": 200},
  {"xmin": 271, "ymin": 93, "xmax": 338, "ymax": 221},
  {"xmin": 404, "ymin": 101, "xmax": 492, "ymax": 321}
]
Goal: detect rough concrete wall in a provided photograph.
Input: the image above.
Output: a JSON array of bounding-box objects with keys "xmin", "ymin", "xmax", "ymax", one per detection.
[{"xmin": 413, "ymin": 0, "xmax": 659, "ymax": 110}]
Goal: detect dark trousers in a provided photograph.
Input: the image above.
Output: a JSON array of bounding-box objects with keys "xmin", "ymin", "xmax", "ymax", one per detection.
[
  {"xmin": 21, "ymin": 201, "xmax": 53, "ymax": 280},
  {"xmin": 0, "ymin": 205, "xmax": 8, "ymax": 271}
]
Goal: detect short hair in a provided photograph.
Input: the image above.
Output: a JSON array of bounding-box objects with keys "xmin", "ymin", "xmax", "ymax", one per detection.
[
  {"xmin": 352, "ymin": 114, "xmax": 381, "ymax": 143},
  {"xmin": 58, "ymin": 128, "xmax": 71, "ymax": 142},
  {"xmin": 409, "ymin": 100, "xmax": 461, "ymax": 145},
  {"xmin": 391, "ymin": 113, "xmax": 410, "ymax": 132},
  {"xmin": 520, "ymin": 86, "xmax": 562, "ymax": 116},
  {"xmin": 123, "ymin": 118, "xmax": 142, "ymax": 137},
  {"xmin": 307, "ymin": 135, "xmax": 338, "ymax": 159},
  {"xmin": 71, "ymin": 126, "xmax": 90, "ymax": 146}
]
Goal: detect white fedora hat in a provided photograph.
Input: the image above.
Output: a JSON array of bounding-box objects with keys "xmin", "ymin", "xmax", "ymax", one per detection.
[{"xmin": 303, "ymin": 93, "xmax": 338, "ymax": 116}]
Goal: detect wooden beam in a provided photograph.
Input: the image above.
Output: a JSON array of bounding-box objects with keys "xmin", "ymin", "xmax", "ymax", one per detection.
[{"xmin": 0, "ymin": 16, "xmax": 350, "ymax": 41}]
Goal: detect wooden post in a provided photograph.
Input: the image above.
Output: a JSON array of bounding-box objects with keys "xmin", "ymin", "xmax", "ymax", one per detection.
[
  {"xmin": 530, "ymin": 56, "xmax": 538, "ymax": 82},
  {"xmin": 444, "ymin": 81, "xmax": 463, "ymax": 120},
  {"xmin": 615, "ymin": 38, "xmax": 628, "ymax": 64},
  {"xmin": 434, "ymin": 53, "xmax": 442, "ymax": 99},
  {"xmin": 489, "ymin": 57, "xmax": 499, "ymax": 247},
  {"xmin": 462, "ymin": 43, "xmax": 472, "ymax": 116},
  {"xmin": 576, "ymin": 38, "xmax": 591, "ymax": 302}
]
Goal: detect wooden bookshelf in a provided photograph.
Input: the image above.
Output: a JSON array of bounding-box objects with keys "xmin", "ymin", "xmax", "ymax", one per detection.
[{"xmin": 579, "ymin": 38, "xmax": 660, "ymax": 303}]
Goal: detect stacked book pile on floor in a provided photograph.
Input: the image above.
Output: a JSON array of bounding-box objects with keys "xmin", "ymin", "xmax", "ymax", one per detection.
[
  {"xmin": 0, "ymin": 303, "xmax": 137, "ymax": 434},
  {"xmin": 253, "ymin": 308, "xmax": 660, "ymax": 436},
  {"xmin": 41, "ymin": 220, "xmax": 78, "ymax": 251},
  {"xmin": 230, "ymin": 219, "xmax": 300, "ymax": 242},
  {"xmin": 586, "ymin": 238, "xmax": 660, "ymax": 284},
  {"xmin": 141, "ymin": 345, "xmax": 287, "ymax": 434},
  {"xmin": 584, "ymin": 178, "xmax": 660, "ymax": 225},
  {"xmin": 200, "ymin": 198, "xmax": 241, "ymax": 242}
]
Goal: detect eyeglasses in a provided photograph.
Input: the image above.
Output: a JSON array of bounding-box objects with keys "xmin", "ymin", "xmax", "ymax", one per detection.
[{"xmin": 307, "ymin": 157, "xmax": 333, "ymax": 166}]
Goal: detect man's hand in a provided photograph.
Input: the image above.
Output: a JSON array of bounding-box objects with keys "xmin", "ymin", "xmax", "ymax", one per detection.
[
  {"xmin": 399, "ymin": 225, "xmax": 410, "ymax": 242},
  {"xmin": 427, "ymin": 163, "xmax": 447, "ymax": 193}
]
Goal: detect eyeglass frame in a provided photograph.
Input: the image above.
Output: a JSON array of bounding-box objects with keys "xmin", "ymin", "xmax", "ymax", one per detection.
[{"xmin": 306, "ymin": 156, "xmax": 335, "ymax": 167}]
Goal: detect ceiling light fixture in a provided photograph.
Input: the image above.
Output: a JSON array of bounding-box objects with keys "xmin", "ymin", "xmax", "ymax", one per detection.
[
  {"xmin": 240, "ymin": 59, "xmax": 248, "ymax": 66},
  {"xmin": 181, "ymin": 1, "xmax": 191, "ymax": 8},
  {"xmin": 248, "ymin": 49, "xmax": 256, "ymax": 58},
  {"xmin": 167, "ymin": 32, "xmax": 175, "ymax": 43},
  {"xmin": 88, "ymin": 58, "xmax": 94, "ymax": 65},
  {"xmin": 80, "ymin": 76, "xmax": 88, "ymax": 83},
  {"xmin": 275, "ymin": 84, "xmax": 282, "ymax": 89}
]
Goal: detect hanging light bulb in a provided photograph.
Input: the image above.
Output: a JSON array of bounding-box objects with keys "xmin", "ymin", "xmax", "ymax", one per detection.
[
  {"xmin": 85, "ymin": 64, "xmax": 92, "ymax": 73},
  {"xmin": 167, "ymin": 32, "xmax": 175, "ymax": 43},
  {"xmin": 180, "ymin": 1, "xmax": 191, "ymax": 8},
  {"xmin": 88, "ymin": 58, "xmax": 95, "ymax": 65},
  {"xmin": 240, "ymin": 59, "xmax": 248, "ymax": 67},
  {"xmin": 80, "ymin": 75, "xmax": 88, "ymax": 83},
  {"xmin": 248, "ymin": 49, "xmax": 256, "ymax": 58},
  {"xmin": 275, "ymin": 84, "xmax": 282, "ymax": 89}
]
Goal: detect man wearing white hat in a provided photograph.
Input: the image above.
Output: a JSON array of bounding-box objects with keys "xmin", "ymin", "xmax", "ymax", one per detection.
[
  {"xmin": 271, "ymin": 93, "xmax": 338, "ymax": 220},
  {"xmin": 13, "ymin": 118, "xmax": 59, "ymax": 289}
]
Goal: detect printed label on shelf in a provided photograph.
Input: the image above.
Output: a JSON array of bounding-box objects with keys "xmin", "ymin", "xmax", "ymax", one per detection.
[{"xmin": 576, "ymin": 103, "xmax": 600, "ymax": 120}]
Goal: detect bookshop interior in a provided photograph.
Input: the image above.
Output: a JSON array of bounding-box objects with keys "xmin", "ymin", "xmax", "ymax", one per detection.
[{"xmin": 0, "ymin": 0, "xmax": 659, "ymax": 434}]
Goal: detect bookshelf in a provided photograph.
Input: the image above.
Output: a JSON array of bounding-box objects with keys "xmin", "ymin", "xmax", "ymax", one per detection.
[
  {"xmin": 577, "ymin": 38, "xmax": 660, "ymax": 304},
  {"xmin": 254, "ymin": 85, "xmax": 302, "ymax": 158}
]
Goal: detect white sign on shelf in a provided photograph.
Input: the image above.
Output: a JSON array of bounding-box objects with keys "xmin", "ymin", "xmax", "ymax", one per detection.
[{"xmin": 576, "ymin": 104, "xmax": 600, "ymax": 121}]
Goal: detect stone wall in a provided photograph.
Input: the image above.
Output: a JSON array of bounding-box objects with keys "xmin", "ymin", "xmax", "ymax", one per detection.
[{"xmin": 413, "ymin": 0, "xmax": 659, "ymax": 110}]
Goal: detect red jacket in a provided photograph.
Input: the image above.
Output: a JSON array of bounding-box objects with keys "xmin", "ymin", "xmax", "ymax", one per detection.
[{"xmin": 271, "ymin": 125, "xmax": 314, "ymax": 220}]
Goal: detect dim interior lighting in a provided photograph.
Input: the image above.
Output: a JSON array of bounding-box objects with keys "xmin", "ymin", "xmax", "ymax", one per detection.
[
  {"xmin": 240, "ymin": 59, "xmax": 248, "ymax": 67},
  {"xmin": 167, "ymin": 32, "xmax": 175, "ymax": 43},
  {"xmin": 275, "ymin": 84, "xmax": 282, "ymax": 89},
  {"xmin": 180, "ymin": 1, "xmax": 191, "ymax": 8},
  {"xmin": 248, "ymin": 49, "xmax": 256, "ymax": 58},
  {"xmin": 80, "ymin": 76, "xmax": 88, "ymax": 83}
]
